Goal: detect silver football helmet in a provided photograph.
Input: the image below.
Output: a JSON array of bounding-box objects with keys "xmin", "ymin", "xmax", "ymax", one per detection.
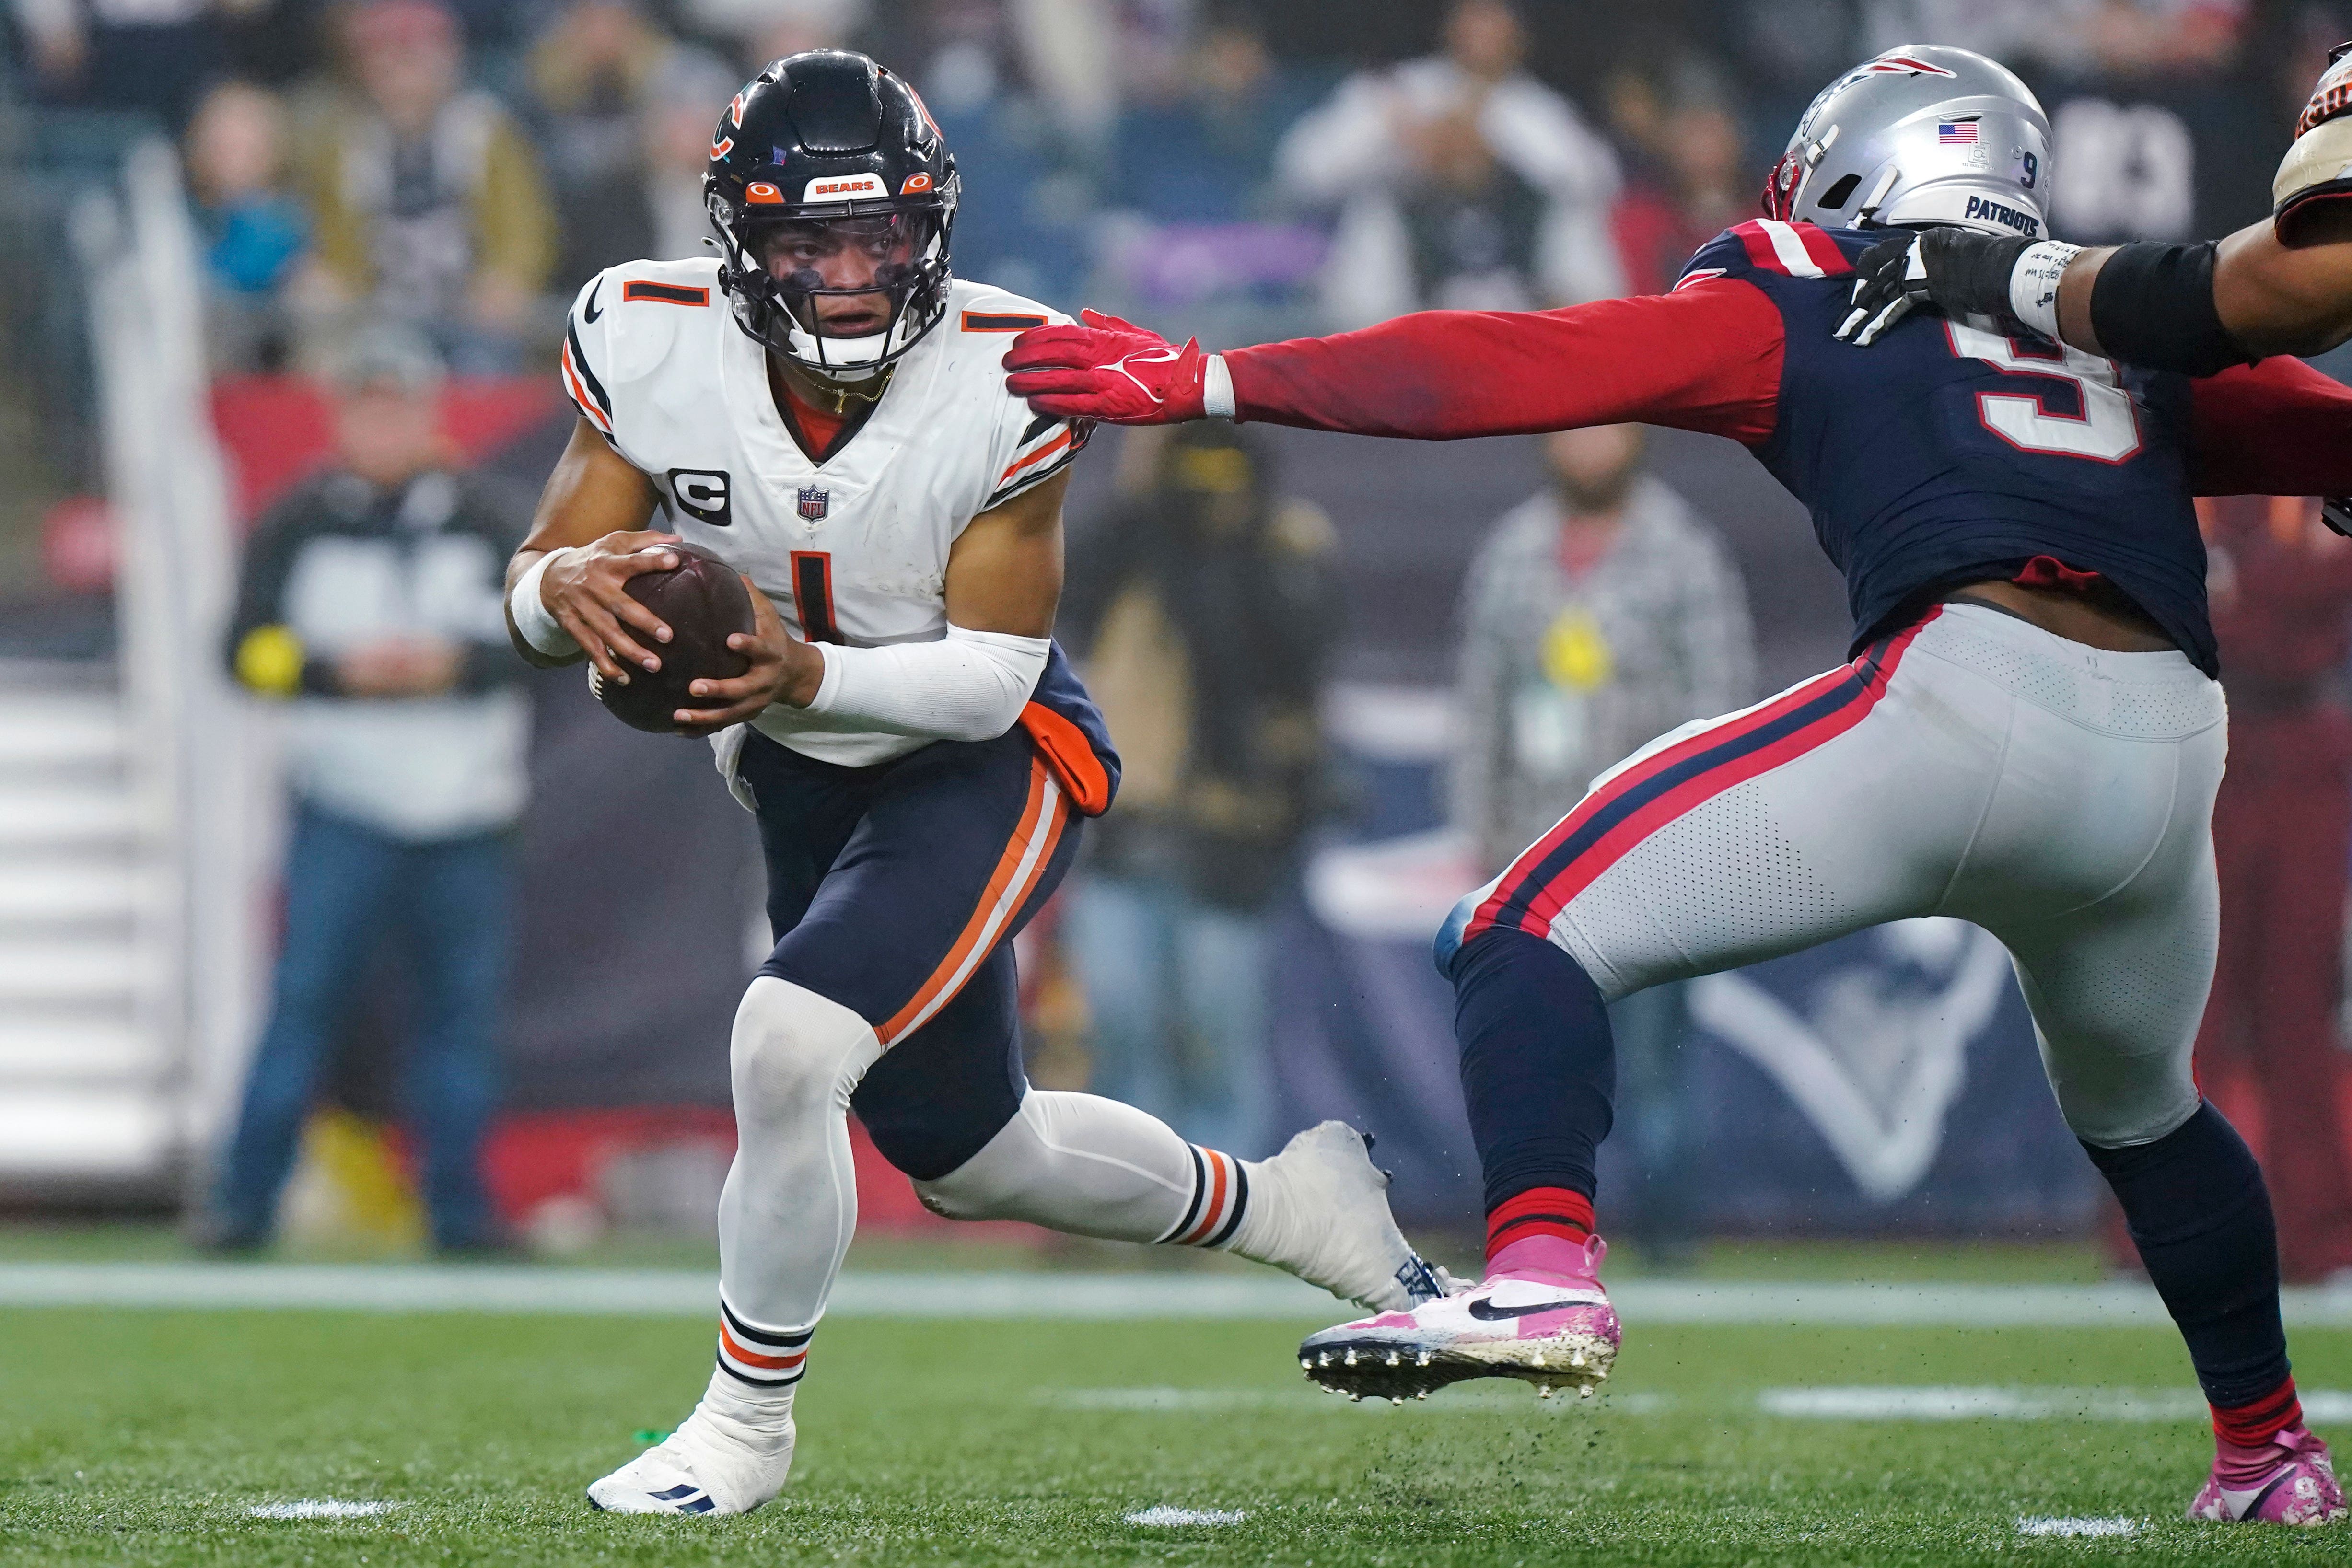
[{"xmin": 1763, "ymin": 45, "xmax": 2052, "ymax": 239}]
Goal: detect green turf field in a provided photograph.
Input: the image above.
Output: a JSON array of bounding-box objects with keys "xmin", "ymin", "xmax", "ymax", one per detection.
[{"xmin": 4, "ymin": 1301, "xmax": 2348, "ymax": 1567}]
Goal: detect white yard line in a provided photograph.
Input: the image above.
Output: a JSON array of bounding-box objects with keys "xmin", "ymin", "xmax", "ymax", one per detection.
[
  {"xmin": 245, "ymin": 1499, "xmax": 401, "ymax": 1520},
  {"xmin": 1, "ymin": 1262, "xmax": 2350, "ymax": 1327},
  {"xmin": 2016, "ymin": 1516, "xmax": 2139, "ymax": 1537},
  {"xmin": 1763, "ymin": 1387, "xmax": 2352, "ymax": 1423},
  {"xmin": 1125, "ymin": 1506, "xmax": 1246, "ymax": 1526}
]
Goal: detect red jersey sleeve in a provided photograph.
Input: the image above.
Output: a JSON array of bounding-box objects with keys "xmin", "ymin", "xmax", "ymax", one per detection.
[
  {"xmin": 1223, "ymin": 279, "xmax": 1786, "ymax": 445},
  {"xmin": 2189, "ymin": 357, "xmax": 2352, "ymax": 497}
]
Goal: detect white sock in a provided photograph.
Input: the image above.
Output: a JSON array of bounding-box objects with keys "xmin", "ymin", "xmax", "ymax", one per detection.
[{"xmin": 913, "ymin": 1089, "xmax": 1255, "ymax": 1245}]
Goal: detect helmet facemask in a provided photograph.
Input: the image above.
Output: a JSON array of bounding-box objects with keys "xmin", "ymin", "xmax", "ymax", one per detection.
[{"xmin": 712, "ymin": 195, "xmax": 954, "ymax": 377}]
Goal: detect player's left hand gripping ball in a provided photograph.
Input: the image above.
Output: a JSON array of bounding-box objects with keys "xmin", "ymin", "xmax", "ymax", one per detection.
[{"xmin": 1004, "ymin": 309, "xmax": 1209, "ymax": 424}]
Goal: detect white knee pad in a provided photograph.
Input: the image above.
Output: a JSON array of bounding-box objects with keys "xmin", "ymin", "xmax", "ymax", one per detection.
[
  {"xmin": 717, "ymin": 977, "xmax": 883, "ymax": 1333},
  {"xmin": 911, "ymin": 1090, "xmax": 1195, "ymax": 1241},
  {"xmin": 731, "ymin": 976, "xmax": 883, "ymax": 1127}
]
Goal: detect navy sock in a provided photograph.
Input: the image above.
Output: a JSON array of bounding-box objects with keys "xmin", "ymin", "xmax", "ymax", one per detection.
[
  {"xmin": 1449, "ymin": 928, "xmax": 1615, "ymax": 1214},
  {"xmin": 2082, "ymin": 1102, "xmax": 2290, "ymax": 1408}
]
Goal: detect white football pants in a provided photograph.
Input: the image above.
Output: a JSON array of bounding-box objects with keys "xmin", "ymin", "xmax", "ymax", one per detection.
[{"xmin": 1451, "ymin": 602, "xmax": 2225, "ymax": 1149}]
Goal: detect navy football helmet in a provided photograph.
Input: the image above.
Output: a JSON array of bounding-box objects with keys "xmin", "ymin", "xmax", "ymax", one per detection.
[{"xmin": 705, "ymin": 51, "xmax": 959, "ymax": 375}]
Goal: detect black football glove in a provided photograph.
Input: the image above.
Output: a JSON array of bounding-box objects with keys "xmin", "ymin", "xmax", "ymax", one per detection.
[{"xmin": 1836, "ymin": 228, "xmax": 2032, "ymax": 347}]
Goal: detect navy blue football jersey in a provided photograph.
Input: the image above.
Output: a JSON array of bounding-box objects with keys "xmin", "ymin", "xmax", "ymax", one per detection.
[
  {"xmin": 1221, "ymin": 214, "xmax": 2352, "ymax": 677},
  {"xmin": 1679, "ymin": 219, "xmax": 2212, "ymax": 670}
]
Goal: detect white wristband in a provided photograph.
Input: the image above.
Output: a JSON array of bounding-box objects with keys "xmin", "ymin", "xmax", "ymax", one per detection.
[
  {"xmin": 510, "ymin": 548, "xmax": 581, "ymax": 657},
  {"xmin": 2009, "ymin": 241, "xmax": 2084, "ymax": 341},
  {"xmin": 1202, "ymin": 353, "xmax": 1235, "ymax": 420}
]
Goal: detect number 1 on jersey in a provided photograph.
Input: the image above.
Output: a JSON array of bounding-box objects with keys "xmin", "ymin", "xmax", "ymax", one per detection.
[
  {"xmin": 1945, "ymin": 321, "xmax": 2144, "ymax": 464},
  {"xmin": 791, "ymin": 551, "xmax": 843, "ymax": 644}
]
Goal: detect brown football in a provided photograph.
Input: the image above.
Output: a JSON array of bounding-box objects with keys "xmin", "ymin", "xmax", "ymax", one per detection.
[{"xmin": 589, "ymin": 545, "xmax": 756, "ymax": 733}]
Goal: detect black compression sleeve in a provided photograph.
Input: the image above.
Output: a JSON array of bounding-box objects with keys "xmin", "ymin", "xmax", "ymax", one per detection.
[{"xmin": 2088, "ymin": 241, "xmax": 2252, "ymax": 377}]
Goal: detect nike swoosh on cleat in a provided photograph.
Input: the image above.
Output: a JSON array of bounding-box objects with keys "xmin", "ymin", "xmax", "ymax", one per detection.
[
  {"xmin": 2230, "ymin": 1473, "xmax": 2294, "ymax": 1521},
  {"xmin": 583, "ymin": 279, "xmax": 604, "ymax": 322},
  {"xmin": 1466, "ymin": 1297, "xmax": 1599, "ymax": 1321}
]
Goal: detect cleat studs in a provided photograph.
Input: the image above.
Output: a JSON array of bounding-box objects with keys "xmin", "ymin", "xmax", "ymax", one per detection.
[
  {"xmin": 1537, "ymin": 1384, "xmax": 1555, "ymax": 1399},
  {"xmin": 1348, "ymin": 1392, "xmax": 1362, "ymax": 1403},
  {"xmin": 1300, "ymin": 1359, "xmax": 1313, "ymax": 1370},
  {"xmin": 1530, "ymin": 1352, "xmax": 1547, "ymax": 1368},
  {"xmin": 1386, "ymin": 1351, "xmax": 1401, "ymax": 1367},
  {"xmin": 1343, "ymin": 1349, "xmax": 1358, "ymax": 1366},
  {"xmin": 1579, "ymin": 1384, "xmax": 1594, "ymax": 1398},
  {"xmin": 1569, "ymin": 1350, "xmax": 1585, "ymax": 1368},
  {"xmin": 1389, "ymin": 1397, "xmax": 1404, "ymax": 1407},
  {"xmin": 1415, "ymin": 1391, "xmax": 1428, "ymax": 1401},
  {"xmin": 1319, "ymin": 1352, "xmax": 1333, "ymax": 1367},
  {"xmin": 1417, "ymin": 1350, "xmax": 1432, "ymax": 1366},
  {"xmin": 1595, "ymin": 1367, "xmax": 1608, "ymax": 1380}
]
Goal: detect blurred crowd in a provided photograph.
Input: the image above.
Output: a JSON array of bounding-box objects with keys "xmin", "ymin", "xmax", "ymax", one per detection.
[
  {"xmin": 11, "ymin": 0, "xmax": 2352, "ymax": 1259},
  {"xmin": 9, "ymin": 0, "xmax": 2348, "ymax": 373}
]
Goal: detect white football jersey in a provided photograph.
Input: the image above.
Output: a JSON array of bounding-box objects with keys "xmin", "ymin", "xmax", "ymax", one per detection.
[{"xmin": 560, "ymin": 258, "xmax": 1083, "ymax": 766}]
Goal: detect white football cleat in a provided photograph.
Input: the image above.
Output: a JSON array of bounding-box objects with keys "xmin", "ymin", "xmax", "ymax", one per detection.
[
  {"xmin": 1227, "ymin": 1121, "xmax": 1448, "ymax": 1312},
  {"xmin": 586, "ymin": 1401, "xmax": 795, "ymax": 1517}
]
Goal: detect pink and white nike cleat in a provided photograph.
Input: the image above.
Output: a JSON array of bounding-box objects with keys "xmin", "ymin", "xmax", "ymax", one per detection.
[
  {"xmin": 2188, "ymin": 1425, "xmax": 2347, "ymax": 1525},
  {"xmin": 1297, "ymin": 1232, "xmax": 1618, "ymax": 1403}
]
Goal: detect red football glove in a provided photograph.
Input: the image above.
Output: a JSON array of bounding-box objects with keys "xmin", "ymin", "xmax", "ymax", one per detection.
[{"xmin": 1003, "ymin": 308, "xmax": 1210, "ymax": 424}]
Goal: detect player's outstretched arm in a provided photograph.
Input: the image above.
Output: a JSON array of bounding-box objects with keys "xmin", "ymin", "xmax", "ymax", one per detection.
[
  {"xmin": 1007, "ymin": 291, "xmax": 1783, "ymax": 444},
  {"xmin": 506, "ymin": 416, "xmax": 680, "ymax": 683},
  {"xmin": 1838, "ymin": 220, "xmax": 2352, "ymax": 368},
  {"xmin": 676, "ymin": 469, "xmax": 1072, "ymax": 741}
]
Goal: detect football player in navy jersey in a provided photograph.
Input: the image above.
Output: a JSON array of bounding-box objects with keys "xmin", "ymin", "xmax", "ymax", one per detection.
[{"xmin": 1007, "ymin": 45, "xmax": 2352, "ymax": 1526}]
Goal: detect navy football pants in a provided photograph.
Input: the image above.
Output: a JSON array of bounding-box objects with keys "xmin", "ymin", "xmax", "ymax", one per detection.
[{"xmin": 735, "ymin": 725, "xmax": 1080, "ymax": 1181}]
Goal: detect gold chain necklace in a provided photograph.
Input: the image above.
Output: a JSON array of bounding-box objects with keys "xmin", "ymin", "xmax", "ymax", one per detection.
[{"xmin": 776, "ymin": 358, "xmax": 895, "ymax": 414}]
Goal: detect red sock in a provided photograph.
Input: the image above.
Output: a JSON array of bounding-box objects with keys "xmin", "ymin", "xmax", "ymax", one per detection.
[
  {"xmin": 1485, "ymin": 1186, "xmax": 1594, "ymax": 1265},
  {"xmin": 2212, "ymin": 1376, "xmax": 2303, "ymax": 1448}
]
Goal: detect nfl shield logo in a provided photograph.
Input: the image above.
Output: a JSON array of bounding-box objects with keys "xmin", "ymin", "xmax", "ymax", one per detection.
[{"xmin": 797, "ymin": 485, "xmax": 829, "ymax": 522}]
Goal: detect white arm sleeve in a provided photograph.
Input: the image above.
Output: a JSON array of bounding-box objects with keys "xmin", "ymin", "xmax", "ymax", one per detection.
[{"xmin": 803, "ymin": 624, "xmax": 1049, "ymax": 743}]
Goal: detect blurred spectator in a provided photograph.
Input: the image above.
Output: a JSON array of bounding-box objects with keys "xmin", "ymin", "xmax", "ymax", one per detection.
[
  {"xmin": 2030, "ymin": 0, "xmax": 2261, "ymax": 244},
  {"xmin": 11, "ymin": 0, "xmax": 228, "ymax": 129},
  {"xmin": 1095, "ymin": 9, "xmax": 1323, "ymax": 341},
  {"xmin": 1274, "ymin": 0, "xmax": 1625, "ymax": 326},
  {"xmin": 523, "ymin": 0, "xmax": 734, "ymax": 286},
  {"xmin": 294, "ymin": 0, "xmax": 555, "ymax": 370},
  {"xmin": 684, "ymin": 0, "xmax": 862, "ymax": 71},
  {"xmin": 1061, "ymin": 424, "xmax": 1342, "ymax": 1157},
  {"xmin": 1110, "ymin": 10, "xmax": 1295, "ymax": 224},
  {"xmin": 204, "ymin": 325, "xmax": 529, "ymax": 1254},
  {"xmin": 915, "ymin": 0, "xmax": 1099, "ymax": 302},
  {"xmin": 636, "ymin": 50, "xmax": 745, "ymax": 264},
  {"xmin": 1606, "ymin": 67, "xmax": 1752, "ymax": 295},
  {"xmin": 1451, "ymin": 424, "xmax": 1753, "ymax": 1260},
  {"xmin": 186, "ymin": 80, "xmax": 313, "ymax": 370},
  {"xmin": 2183, "ymin": 498, "xmax": 2352, "ymax": 1283},
  {"xmin": 1860, "ymin": 0, "xmax": 2050, "ymax": 60}
]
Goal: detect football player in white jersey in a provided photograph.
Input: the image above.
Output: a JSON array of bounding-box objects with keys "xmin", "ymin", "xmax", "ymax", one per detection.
[{"xmin": 499, "ymin": 50, "xmax": 1445, "ymax": 1517}]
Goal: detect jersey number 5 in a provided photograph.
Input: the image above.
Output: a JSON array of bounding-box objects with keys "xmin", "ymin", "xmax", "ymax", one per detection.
[{"xmin": 1945, "ymin": 321, "xmax": 2144, "ymax": 465}]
